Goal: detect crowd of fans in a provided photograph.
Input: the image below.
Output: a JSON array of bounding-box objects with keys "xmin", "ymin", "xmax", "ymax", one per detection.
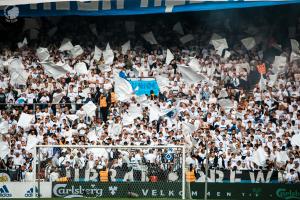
[{"xmin": 0, "ymin": 8, "xmax": 300, "ymax": 183}]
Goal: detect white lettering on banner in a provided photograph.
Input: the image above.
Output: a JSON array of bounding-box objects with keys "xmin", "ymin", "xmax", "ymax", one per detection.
[
  {"xmin": 140, "ymin": 0, "xmax": 148, "ymax": 8},
  {"xmin": 142, "ymin": 189, "xmax": 148, "ymax": 196},
  {"xmin": 56, "ymin": 2, "xmax": 70, "ymax": 10},
  {"xmin": 191, "ymin": 191, "xmax": 198, "ymax": 196},
  {"xmin": 165, "ymin": 0, "xmax": 185, "ymax": 13},
  {"xmin": 169, "ymin": 190, "xmax": 175, "ymax": 196},
  {"xmin": 77, "ymin": 1, "xmax": 99, "ymax": 11},
  {"xmin": 152, "ymin": 190, "xmax": 157, "ymax": 196},
  {"xmin": 234, "ymin": 170, "xmax": 242, "ymax": 183},
  {"xmin": 215, "ymin": 170, "xmax": 224, "ymax": 182},
  {"xmin": 154, "ymin": 0, "xmax": 162, "ymax": 7},
  {"xmin": 249, "ymin": 171, "xmax": 270, "ymax": 183}
]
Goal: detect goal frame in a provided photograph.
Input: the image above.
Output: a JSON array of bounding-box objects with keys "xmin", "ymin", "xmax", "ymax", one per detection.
[{"xmin": 33, "ymin": 145, "xmax": 186, "ymax": 199}]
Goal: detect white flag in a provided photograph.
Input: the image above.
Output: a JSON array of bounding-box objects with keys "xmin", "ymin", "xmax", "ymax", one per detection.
[
  {"xmin": 52, "ymin": 92, "xmax": 65, "ymax": 104},
  {"xmin": 166, "ymin": 49, "xmax": 174, "ymax": 65},
  {"xmin": 179, "ymin": 34, "xmax": 194, "ymax": 44},
  {"xmin": 178, "ymin": 65, "xmax": 208, "ymax": 84},
  {"xmin": 82, "ymin": 101, "xmax": 97, "ymax": 118},
  {"xmin": 114, "ymin": 76, "xmax": 133, "ymax": 102},
  {"xmin": 259, "ymin": 74, "xmax": 267, "ymax": 91},
  {"xmin": 41, "ymin": 61, "xmax": 73, "ymax": 79},
  {"xmin": 93, "ymin": 46, "xmax": 102, "ymax": 61},
  {"xmin": 121, "ymin": 41, "xmax": 130, "ymax": 55},
  {"xmin": 9, "ymin": 58, "xmax": 29, "ymax": 86},
  {"xmin": 173, "ymin": 22, "xmax": 184, "ymax": 35},
  {"xmin": 211, "ymin": 38, "xmax": 228, "ymax": 56},
  {"xmin": 66, "ymin": 115, "xmax": 79, "ymax": 122},
  {"xmin": 291, "ymin": 52, "xmax": 300, "ymax": 62},
  {"xmin": 74, "ymin": 62, "xmax": 88, "ymax": 75},
  {"xmin": 188, "ymin": 58, "xmax": 200, "ymax": 73},
  {"xmin": 17, "ymin": 113, "xmax": 34, "ymax": 128},
  {"xmin": 272, "ymin": 56, "xmax": 287, "ymax": 74},
  {"xmin": 17, "ymin": 37, "xmax": 27, "ymax": 49},
  {"xmin": 106, "ymin": 42, "xmax": 111, "ymax": 50},
  {"xmin": 291, "ymin": 39, "xmax": 300, "ymax": 53},
  {"xmin": 0, "ymin": 121, "xmax": 9, "ymax": 134},
  {"xmin": 142, "ymin": 31, "xmax": 158, "ymax": 45},
  {"xmin": 223, "ymin": 50, "xmax": 231, "ymax": 59},
  {"xmin": 209, "ymin": 33, "xmax": 222, "ymax": 45},
  {"xmin": 103, "ymin": 49, "xmax": 114, "ymax": 65},
  {"xmin": 241, "ymin": 37, "xmax": 256, "ymax": 50},
  {"xmin": 59, "ymin": 40, "xmax": 73, "ymax": 52},
  {"xmin": 0, "ymin": 141, "xmax": 9, "ymax": 159},
  {"xmin": 291, "ymin": 134, "xmax": 300, "ymax": 147},
  {"xmin": 253, "ymin": 147, "xmax": 266, "ymax": 166},
  {"xmin": 36, "ymin": 47, "xmax": 50, "ymax": 62},
  {"xmin": 70, "ymin": 45, "xmax": 84, "ymax": 58}
]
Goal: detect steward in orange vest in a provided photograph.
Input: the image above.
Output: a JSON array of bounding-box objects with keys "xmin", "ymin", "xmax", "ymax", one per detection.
[{"xmin": 99, "ymin": 168, "xmax": 109, "ymax": 182}]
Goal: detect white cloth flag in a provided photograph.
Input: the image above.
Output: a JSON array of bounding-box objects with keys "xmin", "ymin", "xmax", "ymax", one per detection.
[
  {"xmin": 291, "ymin": 134, "xmax": 300, "ymax": 147},
  {"xmin": 212, "ymin": 38, "xmax": 228, "ymax": 56},
  {"xmin": 9, "ymin": 58, "xmax": 29, "ymax": 86},
  {"xmin": 290, "ymin": 39, "xmax": 300, "ymax": 53},
  {"xmin": 106, "ymin": 43, "xmax": 111, "ymax": 50},
  {"xmin": 93, "ymin": 46, "xmax": 102, "ymax": 61},
  {"xmin": 125, "ymin": 21, "xmax": 135, "ymax": 32},
  {"xmin": 275, "ymin": 151, "xmax": 289, "ymax": 164},
  {"xmin": 149, "ymin": 104, "xmax": 161, "ymax": 122},
  {"xmin": 25, "ymin": 135, "xmax": 39, "ymax": 152},
  {"xmin": 114, "ymin": 76, "xmax": 133, "ymax": 102},
  {"xmin": 17, "ymin": 113, "xmax": 34, "ymax": 128},
  {"xmin": 155, "ymin": 75, "xmax": 170, "ymax": 92},
  {"xmin": 179, "ymin": 34, "xmax": 194, "ymax": 44},
  {"xmin": 59, "ymin": 40, "xmax": 73, "ymax": 51},
  {"xmin": 103, "ymin": 49, "xmax": 114, "ymax": 65},
  {"xmin": 188, "ymin": 58, "xmax": 201, "ymax": 73},
  {"xmin": 241, "ymin": 37, "xmax": 256, "ymax": 50},
  {"xmin": 0, "ymin": 121, "xmax": 9, "ymax": 134},
  {"xmin": 253, "ymin": 146, "xmax": 266, "ymax": 166},
  {"xmin": 268, "ymin": 73, "xmax": 278, "ymax": 87},
  {"xmin": 66, "ymin": 115, "xmax": 79, "ymax": 121},
  {"xmin": 17, "ymin": 37, "xmax": 28, "ymax": 49},
  {"xmin": 173, "ymin": 22, "xmax": 184, "ymax": 35},
  {"xmin": 218, "ymin": 99, "xmax": 233, "ymax": 110},
  {"xmin": 36, "ymin": 47, "xmax": 50, "ymax": 62},
  {"xmin": 70, "ymin": 45, "xmax": 84, "ymax": 58},
  {"xmin": 272, "ymin": 56, "xmax": 287, "ymax": 74},
  {"xmin": 42, "ymin": 61, "xmax": 73, "ymax": 79},
  {"xmin": 52, "ymin": 92, "xmax": 65, "ymax": 104},
  {"xmin": 224, "ymin": 50, "xmax": 231, "ymax": 59},
  {"xmin": 166, "ymin": 49, "xmax": 174, "ymax": 65},
  {"xmin": 209, "ymin": 33, "xmax": 222, "ymax": 45},
  {"xmin": 142, "ymin": 32, "xmax": 158, "ymax": 45},
  {"xmin": 82, "ymin": 101, "xmax": 97, "ymax": 118},
  {"xmin": 74, "ymin": 62, "xmax": 88, "ymax": 75},
  {"xmin": 121, "ymin": 41, "xmax": 130, "ymax": 55},
  {"xmin": 178, "ymin": 65, "xmax": 208, "ymax": 84},
  {"xmin": 89, "ymin": 24, "xmax": 98, "ymax": 36},
  {"xmin": 0, "ymin": 141, "xmax": 9, "ymax": 159},
  {"xmin": 291, "ymin": 52, "xmax": 300, "ymax": 62}
]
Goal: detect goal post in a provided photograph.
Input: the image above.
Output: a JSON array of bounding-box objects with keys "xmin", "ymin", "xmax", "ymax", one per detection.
[{"xmin": 34, "ymin": 145, "xmax": 188, "ymax": 199}]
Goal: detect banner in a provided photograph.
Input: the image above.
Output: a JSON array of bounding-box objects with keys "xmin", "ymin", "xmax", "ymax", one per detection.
[
  {"xmin": 1, "ymin": 1, "xmax": 299, "ymax": 16},
  {"xmin": 0, "ymin": 182, "xmax": 51, "ymax": 198},
  {"xmin": 52, "ymin": 182, "xmax": 300, "ymax": 199},
  {"xmin": 128, "ymin": 78, "xmax": 160, "ymax": 96}
]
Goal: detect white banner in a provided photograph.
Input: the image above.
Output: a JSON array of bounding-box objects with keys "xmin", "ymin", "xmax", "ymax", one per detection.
[
  {"xmin": 291, "ymin": 134, "xmax": 300, "ymax": 147},
  {"xmin": 59, "ymin": 39, "xmax": 73, "ymax": 52},
  {"xmin": 142, "ymin": 31, "xmax": 158, "ymax": 45},
  {"xmin": 272, "ymin": 56, "xmax": 287, "ymax": 74},
  {"xmin": 211, "ymin": 38, "xmax": 228, "ymax": 56},
  {"xmin": 82, "ymin": 101, "xmax": 97, "ymax": 118},
  {"xmin": 290, "ymin": 39, "xmax": 300, "ymax": 53},
  {"xmin": 17, "ymin": 38, "xmax": 27, "ymax": 49},
  {"xmin": 0, "ymin": 182, "xmax": 51, "ymax": 198}
]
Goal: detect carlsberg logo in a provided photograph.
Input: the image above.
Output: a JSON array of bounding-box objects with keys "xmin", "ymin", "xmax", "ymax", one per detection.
[
  {"xmin": 53, "ymin": 184, "xmax": 103, "ymax": 197},
  {"xmin": 276, "ymin": 188, "xmax": 300, "ymax": 200}
]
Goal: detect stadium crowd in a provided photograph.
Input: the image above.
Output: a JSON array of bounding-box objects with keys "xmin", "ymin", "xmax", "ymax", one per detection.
[{"xmin": 0, "ymin": 12, "xmax": 299, "ymax": 183}]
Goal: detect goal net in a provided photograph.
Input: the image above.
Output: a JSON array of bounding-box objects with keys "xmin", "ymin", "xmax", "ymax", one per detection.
[{"xmin": 34, "ymin": 145, "xmax": 188, "ymax": 199}]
